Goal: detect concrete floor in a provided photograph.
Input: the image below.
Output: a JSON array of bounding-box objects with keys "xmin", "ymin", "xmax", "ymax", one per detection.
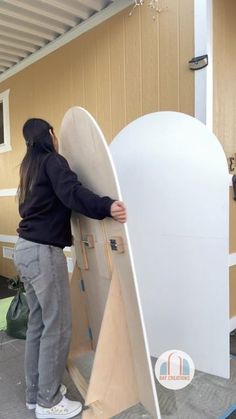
[
  {"xmin": 0, "ymin": 331, "xmax": 150, "ymax": 419},
  {"xmin": 1, "ymin": 330, "xmax": 236, "ymax": 419},
  {"xmin": 155, "ymin": 356, "xmax": 236, "ymax": 419}
]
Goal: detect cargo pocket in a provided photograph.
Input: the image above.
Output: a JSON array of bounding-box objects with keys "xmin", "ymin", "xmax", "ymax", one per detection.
[{"xmin": 14, "ymin": 245, "xmax": 41, "ymax": 281}]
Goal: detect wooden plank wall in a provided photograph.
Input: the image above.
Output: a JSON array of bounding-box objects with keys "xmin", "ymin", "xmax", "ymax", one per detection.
[
  {"xmin": 213, "ymin": 0, "xmax": 236, "ymax": 319},
  {"xmin": 0, "ymin": 1, "xmax": 194, "ymax": 279}
]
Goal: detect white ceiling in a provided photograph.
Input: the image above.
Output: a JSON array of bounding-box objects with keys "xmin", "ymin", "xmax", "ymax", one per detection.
[{"xmin": 0, "ymin": 0, "xmax": 129, "ymax": 80}]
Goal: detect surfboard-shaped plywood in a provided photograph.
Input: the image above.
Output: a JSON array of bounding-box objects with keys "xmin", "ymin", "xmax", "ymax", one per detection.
[
  {"xmin": 60, "ymin": 107, "xmax": 160, "ymax": 418},
  {"xmin": 110, "ymin": 111, "xmax": 229, "ymax": 379}
]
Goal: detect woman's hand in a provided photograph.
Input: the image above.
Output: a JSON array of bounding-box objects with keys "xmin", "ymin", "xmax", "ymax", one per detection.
[{"xmin": 110, "ymin": 201, "xmax": 127, "ymax": 223}]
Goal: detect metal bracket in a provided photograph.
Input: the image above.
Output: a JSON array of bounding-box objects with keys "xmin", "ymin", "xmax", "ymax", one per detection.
[
  {"xmin": 81, "ymin": 235, "xmax": 95, "ymax": 249},
  {"xmin": 109, "ymin": 237, "xmax": 125, "ymax": 253},
  {"xmin": 228, "ymin": 154, "xmax": 236, "ymax": 173}
]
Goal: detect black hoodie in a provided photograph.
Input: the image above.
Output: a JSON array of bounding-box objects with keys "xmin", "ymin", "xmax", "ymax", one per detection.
[{"xmin": 17, "ymin": 152, "xmax": 114, "ymax": 248}]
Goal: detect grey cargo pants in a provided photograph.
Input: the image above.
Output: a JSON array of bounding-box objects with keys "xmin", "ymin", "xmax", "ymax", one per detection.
[{"xmin": 13, "ymin": 238, "xmax": 72, "ymax": 408}]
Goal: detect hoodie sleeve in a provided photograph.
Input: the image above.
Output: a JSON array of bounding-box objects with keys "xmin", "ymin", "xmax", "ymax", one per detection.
[{"xmin": 45, "ymin": 153, "xmax": 115, "ymax": 220}]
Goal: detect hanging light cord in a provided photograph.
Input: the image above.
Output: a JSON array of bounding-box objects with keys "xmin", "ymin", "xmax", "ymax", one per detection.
[{"xmin": 129, "ymin": 0, "xmax": 167, "ymax": 20}]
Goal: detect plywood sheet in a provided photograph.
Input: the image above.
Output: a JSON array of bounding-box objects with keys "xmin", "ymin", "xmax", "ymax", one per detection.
[{"xmin": 60, "ymin": 107, "xmax": 160, "ymax": 418}]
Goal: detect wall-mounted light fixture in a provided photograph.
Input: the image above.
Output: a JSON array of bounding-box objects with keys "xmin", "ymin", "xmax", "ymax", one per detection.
[{"xmin": 188, "ymin": 55, "xmax": 208, "ymax": 71}]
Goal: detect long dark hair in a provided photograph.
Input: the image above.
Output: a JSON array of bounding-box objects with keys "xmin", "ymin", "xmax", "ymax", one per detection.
[{"xmin": 18, "ymin": 118, "xmax": 55, "ymax": 204}]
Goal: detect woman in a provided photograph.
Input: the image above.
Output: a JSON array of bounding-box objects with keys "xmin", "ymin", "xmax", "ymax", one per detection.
[{"xmin": 13, "ymin": 118, "xmax": 127, "ymax": 419}]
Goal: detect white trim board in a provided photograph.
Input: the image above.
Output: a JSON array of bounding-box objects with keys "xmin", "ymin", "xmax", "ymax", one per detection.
[
  {"xmin": 0, "ymin": 234, "xmax": 18, "ymax": 244},
  {"xmin": 194, "ymin": 0, "xmax": 213, "ymax": 129},
  {"xmin": 64, "ymin": 247, "xmax": 72, "ymax": 253},
  {"xmin": 0, "ymin": 234, "xmax": 71, "ymax": 253},
  {"xmin": 0, "ymin": 0, "xmax": 133, "ymax": 84},
  {"xmin": 0, "ymin": 188, "xmax": 17, "ymax": 196}
]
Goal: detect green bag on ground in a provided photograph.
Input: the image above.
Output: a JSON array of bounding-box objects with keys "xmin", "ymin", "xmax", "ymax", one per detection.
[{"xmin": 6, "ymin": 290, "xmax": 29, "ymax": 339}]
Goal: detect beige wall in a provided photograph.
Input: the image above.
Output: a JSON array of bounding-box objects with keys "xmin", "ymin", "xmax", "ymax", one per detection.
[
  {"xmin": 0, "ymin": 2, "xmax": 194, "ymax": 279},
  {"xmin": 213, "ymin": 0, "xmax": 236, "ymax": 158},
  {"xmin": 230, "ymin": 188, "xmax": 236, "ymax": 317},
  {"xmin": 213, "ymin": 0, "xmax": 236, "ymax": 318},
  {"xmin": 230, "ymin": 266, "xmax": 236, "ymax": 318},
  {"xmin": 0, "ymin": 242, "xmax": 17, "ymax": 279}
]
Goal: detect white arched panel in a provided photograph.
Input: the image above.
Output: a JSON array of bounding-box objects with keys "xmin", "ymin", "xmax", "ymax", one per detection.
[{"xmin": 110, "ymin": 111, "xmax": 229, "ymax": 378}]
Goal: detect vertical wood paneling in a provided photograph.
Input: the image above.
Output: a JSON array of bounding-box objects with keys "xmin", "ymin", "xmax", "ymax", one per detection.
[
  {"xmin": 140, "ymin": 4, "xmax": 159, "ymax": 115},
  {"xmin": 214, "ymin": 1, "xmax": 236, "ymax": 319},
  {"xmin": 0, "ymin": 197, "xmax": 20, "ymax": 235},
  {"xmin": 179, "ymin": 0, "xmax": 194, "ymax": 115},
  {"xmin": 83, "ymin": 30, "xmax": 97, "ymax": 120},
  {"xmin": 159, "ymin": 0, "xmax": 179, "ymax": 110},
  {"xmin": 96, "ymin": 23, "xmax": 112, "ymax": 141},
  {"xmin": 213, "ymin": 0, "xmax": 236, "ymax": 157},
  {"xmin": 109, "ymin": 14, "xmax": 126, "ymax": 140},
  {"xmin": 67, "ymin": 39, "xmax": 85, "ymax": 109},
  {"xmin": 124, "ymin": 8, "xmax": 142, "ymax": 124}
]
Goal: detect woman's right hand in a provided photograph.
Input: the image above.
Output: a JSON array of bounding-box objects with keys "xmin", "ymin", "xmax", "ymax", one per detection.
[{"xmin": 110, "ymin": 201, "xmax": 127, "ymax": 223}]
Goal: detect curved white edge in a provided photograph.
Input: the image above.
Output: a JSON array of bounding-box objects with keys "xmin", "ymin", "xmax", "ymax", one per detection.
[
  {"xmin": 123, "ymin": 223, "xmax": 161, "ymax": 418},
  {"xmin": 61, "ymin": 107, "xmax": 124, "ymax": 202}
]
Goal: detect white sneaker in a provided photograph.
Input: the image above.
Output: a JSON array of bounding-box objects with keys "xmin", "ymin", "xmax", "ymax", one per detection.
[
  {"xmin": 35, "ymin": 396, "xmax": 82, "ymax": 419},
  {"xmin": 26, "ymin": 384, "xmax": 67, "ymax": 410}
]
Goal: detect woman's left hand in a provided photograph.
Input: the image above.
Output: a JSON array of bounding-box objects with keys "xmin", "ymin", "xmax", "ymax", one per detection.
[{"xmin": 110, "ymin": 201, "xmax": 127, "ymax": 223}]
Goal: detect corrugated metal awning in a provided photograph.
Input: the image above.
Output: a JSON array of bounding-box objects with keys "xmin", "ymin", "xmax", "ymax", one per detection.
[{"xmin": 0, "ymin": 0, "xmax": 132, "ymax": 82}]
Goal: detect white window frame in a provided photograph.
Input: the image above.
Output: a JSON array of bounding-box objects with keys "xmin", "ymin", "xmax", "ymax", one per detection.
[{"xmin": 0, "ymin": 89, "xmax": 11, "ymax": 153}]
